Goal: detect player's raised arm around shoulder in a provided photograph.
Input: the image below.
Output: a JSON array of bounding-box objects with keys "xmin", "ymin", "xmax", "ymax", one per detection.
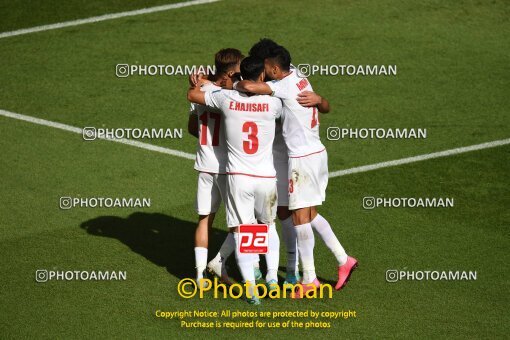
[
  {"xmin": 204, "ymin": 89, "xmax": 227, "ymax": 110},
  {"xmin": 234, "ymin": 80, "xmax": 272, "ymax": 95},
  {"xmin": 188, "ymin": 85, "xmax": 226, "ymax": 111},
  {"xmin": 187, "ymin": 86, "xmax": 207, "ymax": 105},
  {"xmin": 297, "ymin": 91, "xmax": 330, "ymax": 113}
]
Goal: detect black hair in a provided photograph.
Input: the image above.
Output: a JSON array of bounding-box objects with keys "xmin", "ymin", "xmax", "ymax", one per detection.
[
  {"xmin": 267, "ymin": 45, "xmax": 291, "ymax": 71},
  {"xmin": 240, "ymin": 56, "xmax": 265, "ymax": 81},
  {"xmin": 249, "ymin": 38, "xmax": 280, "ymax": 60}
]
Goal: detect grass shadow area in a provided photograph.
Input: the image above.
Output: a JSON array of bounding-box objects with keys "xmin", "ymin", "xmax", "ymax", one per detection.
[{"xmin": 80, "ymin": 212, "xmax": 231, "ymax": 280}]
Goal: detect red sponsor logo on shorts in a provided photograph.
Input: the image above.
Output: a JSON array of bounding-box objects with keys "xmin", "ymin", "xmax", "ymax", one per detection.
[{"xmin": 239, "ymin": 224, "xmax": 268, "ymax": 254}]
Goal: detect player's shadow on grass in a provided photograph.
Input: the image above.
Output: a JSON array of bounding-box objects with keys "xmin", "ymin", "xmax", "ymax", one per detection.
[{"xmin": 80, "ymin": 212, "xmax": 232, "ymax": 280}]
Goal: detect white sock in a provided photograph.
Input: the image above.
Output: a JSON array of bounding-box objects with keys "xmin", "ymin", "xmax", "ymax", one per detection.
[
  {"xmin": 295, "ymin": 223, "xmax": 316, "ymax": 284},
  {"xmin": 311, "ymin": 214, "xmax": 348, "ymax": 266},
  {"xmin": 264, "ymin": 223, "xmax": 280, "ymax": 282},
  {"xmin": 281, "ymin": 216, "xmax": 299, "ymax": 275},
  {"xmin": 234, "ymin": 234, "xmax": 257, "ymax": 297},
  {"xmin": 194, "ymin": 247, "xmax": 208, "ymax": 279},
  {"xmin": 210, "ymin": 232, "xmax": 235, "ymax": 276}
]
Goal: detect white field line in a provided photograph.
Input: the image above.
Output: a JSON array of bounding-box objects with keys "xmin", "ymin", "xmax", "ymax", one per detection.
[
  {"xmin": 1, "ymin": 109, "xmax": 509, "ymax": 176},
  {"xmin": 328, "ymin": 138, "xmax": 510, "ymax": 178},
  {"xmin": 0, "ymin": 0, "xmax": 221, "ymax": 39},
  {"xmin": 0, "ymin": 109, "xmax": 195, "ymax": 160}
]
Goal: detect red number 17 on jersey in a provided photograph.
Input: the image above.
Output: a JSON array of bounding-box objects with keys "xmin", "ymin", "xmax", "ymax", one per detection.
[{"xmin": 238, "ymin": 224, "xmax": 268, "ymax": 254}]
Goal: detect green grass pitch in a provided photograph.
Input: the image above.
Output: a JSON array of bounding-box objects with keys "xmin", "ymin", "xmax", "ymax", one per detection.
[{"xmin": 0, "ymin": 0, "xmax": 509, "ymax": 338}]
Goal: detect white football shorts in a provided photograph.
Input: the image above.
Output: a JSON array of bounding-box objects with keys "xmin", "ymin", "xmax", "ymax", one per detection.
[
  {"xmin": 195, "ymin": 172, "xmax": 227, "ymax": 215},
  {"xmin": 288, "ymin": 150, "xmax": 328, "ymax": 210},
  {"xmin": 226, "ymin": 175, "xmax": 277, "ymax": 228}
]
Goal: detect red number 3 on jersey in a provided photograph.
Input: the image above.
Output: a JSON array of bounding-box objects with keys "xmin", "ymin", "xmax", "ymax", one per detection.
[{"xmin": 242, "ymin": 121, "xmax": 259, "ymax": 154}]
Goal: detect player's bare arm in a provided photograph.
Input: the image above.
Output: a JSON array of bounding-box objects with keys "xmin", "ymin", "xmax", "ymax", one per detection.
[
  {"xmin": 187, "ymin": 86, "xmax": 207, "ymax": 105},
  {"xmin": 317, "ymin": 96, "xmax": 330, "ymax": 113},
  {"xmin": 234, "ymin": 80, "xmax": 273, "ymax": 95},
  {"xmin": 187, "ymin": 114, "xmax": 199, "ymax": 138},
  {"xmin": 297, "ymin": 91, "xmax": 330, "ymax": 113}
]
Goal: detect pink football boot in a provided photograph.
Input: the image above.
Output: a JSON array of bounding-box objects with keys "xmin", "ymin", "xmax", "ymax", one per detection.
[
  {"xmin": 335, "ymin": 256, "xmax": 358, "ymax": 290},
  {"xmin": 291, "ymin": 278, "xmax": 321, "ymax": 299}
]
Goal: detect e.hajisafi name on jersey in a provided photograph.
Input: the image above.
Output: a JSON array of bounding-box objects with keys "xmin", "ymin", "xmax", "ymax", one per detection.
[
  {"xmin": 204, "ymin": 89, "xmax": 283, "ymax": 178},
  {"xmin": 267, "ymin": 71, "xmax": 325, "ymax": 157},
  {"xmin": 189, "ymin": 82, "xmax": 228, "ymax": 174}
]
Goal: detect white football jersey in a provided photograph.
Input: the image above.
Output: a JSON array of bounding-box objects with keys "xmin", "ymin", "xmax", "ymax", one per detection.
[
  {"xmin": 267, "ymin": 71, "xmax": 325, "ymax": 157},
  {"xmin": 205, "ymin": 89, "xmax": 282, "ymax": 177},
  {"xmin": 189, "ymin": 83, "xmax": 227, "ymax": 174}
]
